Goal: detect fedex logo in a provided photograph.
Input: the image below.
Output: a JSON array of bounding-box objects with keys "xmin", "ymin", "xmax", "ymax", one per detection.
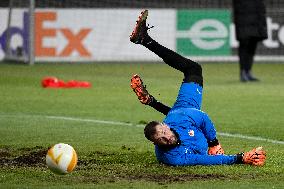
[{"xmin": 0, "ymin": 11, "xmax": 92, "ymax": 57}]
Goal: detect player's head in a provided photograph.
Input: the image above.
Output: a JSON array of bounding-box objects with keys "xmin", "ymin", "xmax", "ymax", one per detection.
[{"xmin": 144, "ymin": 121, "xmax": 177, "ymax": 146}]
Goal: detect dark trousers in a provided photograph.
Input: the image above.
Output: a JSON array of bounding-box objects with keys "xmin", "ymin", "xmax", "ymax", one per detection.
[{"xmin": 238, "ymin": 38, "xmax": 258, "ymax": 72}]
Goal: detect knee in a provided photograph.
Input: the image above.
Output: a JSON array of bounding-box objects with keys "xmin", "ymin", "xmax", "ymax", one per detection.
[
  {"xmin": 185, "ymin": 60, "xmax": 202, "ymax": 76},
  {"xmin": 194, "ymin": 63, "xmax": 202, "ymax": 76},
  {"xmin": 183, "ymin": 60, "xmax": 203, "ymax": 86},
  {"xmin": 183, "ymin": 75, "xmax": 203, "ymax": 87}
]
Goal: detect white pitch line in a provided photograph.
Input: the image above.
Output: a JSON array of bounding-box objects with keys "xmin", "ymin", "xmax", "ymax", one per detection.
[
  {"xmin": 0, "ymin": 114, "xmax": 283, "ymax": 145},
  {"xmin": 46, "ymin": 115, "xmax": 139, "ymax": 127},
  {"xmin": 217, "ymin": 132, "xmax": 284, "ymax": 145}
]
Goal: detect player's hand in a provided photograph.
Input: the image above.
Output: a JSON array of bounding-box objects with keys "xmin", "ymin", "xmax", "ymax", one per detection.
[
  {"xmin": 243, "ymin": 146, "xmax": 266, "ymax": 166},
  {"xmin": 208, "ymin": 144, "xmax": 225, "ymax": 155}
]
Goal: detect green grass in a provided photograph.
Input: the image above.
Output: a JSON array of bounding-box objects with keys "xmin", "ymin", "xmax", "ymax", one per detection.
[{"xmin": 0, "ymin": 62, "xmax": 283, "ymax": 189}]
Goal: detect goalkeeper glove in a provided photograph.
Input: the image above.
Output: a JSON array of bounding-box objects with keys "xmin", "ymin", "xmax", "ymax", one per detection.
[
  {"xmin": 208, "ymin": 138, "xmax": 224, "ymax": 155},
  {"xmin": 208, "ymin": 144, "xmax": 225, "ymax": 155},
  {"xmin": 237, "ymin": 147, "xmax": 266, "ymax": 166}
]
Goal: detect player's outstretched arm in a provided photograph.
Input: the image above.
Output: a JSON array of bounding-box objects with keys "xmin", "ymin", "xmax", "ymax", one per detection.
[
  {"xmin": 164, "ymin": 153, "xmax": 238, "ymax": 166},
  {"xmin": 163, "ymin": 147, "xmax": 266, "ymax": 166}
]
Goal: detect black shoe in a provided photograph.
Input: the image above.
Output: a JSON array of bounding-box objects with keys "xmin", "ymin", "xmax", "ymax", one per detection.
[
  {"xmin": 246, "ymin": 71, "xmax": 260, "ymax": 82},
  {"xmin": 240, "ymin": 70, "xmax": 249, "ymax": 82},
  {"xmin": 130, "ymin": 10, "xmax": 152, "ymax": 44}
]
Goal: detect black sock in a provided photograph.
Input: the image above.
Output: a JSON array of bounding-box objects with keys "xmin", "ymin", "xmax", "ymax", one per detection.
[
  {"xmin": 208, "ymin": 138, "xmax": 219, "ymax": 147},
  {"xmin": 148, "ymin": 96, "xmax": 171, "ymax": 116}
]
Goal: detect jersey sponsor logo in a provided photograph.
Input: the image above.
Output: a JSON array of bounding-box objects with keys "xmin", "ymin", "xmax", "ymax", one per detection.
[{"xmin": 188, "ymin": 130, "xmax": 195, "ymax": 137}]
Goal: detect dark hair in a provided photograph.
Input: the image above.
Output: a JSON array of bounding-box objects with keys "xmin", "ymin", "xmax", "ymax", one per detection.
[{"xmin": 144, "ymin": 121, "xmax": 160, "ymax": 141}]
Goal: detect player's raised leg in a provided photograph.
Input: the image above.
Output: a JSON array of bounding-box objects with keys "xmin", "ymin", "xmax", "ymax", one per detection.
[{"xmin": 130, "ymin": 9, "xmax": 203, "ymax": 87}]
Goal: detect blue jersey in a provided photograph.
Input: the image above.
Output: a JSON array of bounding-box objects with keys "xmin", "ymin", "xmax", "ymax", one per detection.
[{"xmin": 155, "ymin": 82, "xmax": 238, "ymax": 166}]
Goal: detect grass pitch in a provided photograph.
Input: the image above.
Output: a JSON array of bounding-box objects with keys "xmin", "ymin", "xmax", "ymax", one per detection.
[{"xmin": 0, "ymin": 62, "xmax": 283, "ymax": 188}]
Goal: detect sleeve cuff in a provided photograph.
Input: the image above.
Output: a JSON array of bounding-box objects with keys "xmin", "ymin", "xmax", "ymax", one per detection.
[
  {"xmin": 208, "ymin": 138, "xmax": 219, "ymax": 147},
  {"xmin": 235, "ymin": 152, "xmax": 244, "ymax": 164}
]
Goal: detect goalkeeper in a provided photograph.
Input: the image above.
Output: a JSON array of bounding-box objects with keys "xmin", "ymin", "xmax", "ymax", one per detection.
[{"xmin": 130, "ymin": 10, "xmax": 266, "ymax": 166}]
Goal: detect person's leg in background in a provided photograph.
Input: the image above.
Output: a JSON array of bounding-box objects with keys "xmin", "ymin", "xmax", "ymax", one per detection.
[
  {"xmin": 246, "ymin": 38, "xmax": 259, "ymax": 81},
  {"xmin": 238, "ymin": 38, "xmax": 259, "ymax": 82}
]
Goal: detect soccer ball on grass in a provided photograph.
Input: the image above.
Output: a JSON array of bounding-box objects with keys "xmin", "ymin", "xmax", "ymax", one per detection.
[{"xmin": 46, "ymin": 143, "xmax": 78, "ymax": 175}]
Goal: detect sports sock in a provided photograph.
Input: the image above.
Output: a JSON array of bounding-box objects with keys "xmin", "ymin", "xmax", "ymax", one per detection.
[{"xmin": 148, "ymin": 96, "xmax": 171, "ymax": 115}]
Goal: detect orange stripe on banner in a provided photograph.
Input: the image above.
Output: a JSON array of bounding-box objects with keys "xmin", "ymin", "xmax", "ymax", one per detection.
[{"xmin": 67, "ymin": 149, "xmax": 78, "ymax": 172}]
